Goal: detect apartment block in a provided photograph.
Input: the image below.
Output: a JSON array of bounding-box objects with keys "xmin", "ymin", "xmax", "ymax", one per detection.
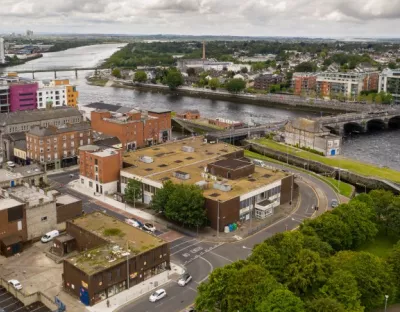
[
  {"xmin": 292, "ymin": 73, "xmax": 317, "ymax": 95},
  {"xmin": 254, "ymin": 74, "xmax": 284, "ymax": 90},
  {"xmin": 0, "ymin": 83, "xmax": 10, "ymax": 113},
  {"xmin": 363, "ymin": 72, "xmax": 379, "ymax": 92},
  {"xmin": 37, "ymin": 79, "xmax": 79, "ymax": 109},
  {"xmin": 91, "ymin": 108, "xmax": 171, "ymax": 150},
  {"xmin": 26, "ymin": 122, "xmax": 92, "ymax": 170},
  {"xmin": 9, "ymin": 82, "xmax": 38, "ymax": 112},
  {"xmin": 379, "ymin": 69, "xmax": 400, "ymax": 104},
  {"xmin": 79, "ymin": 145, "xmax": 122, "ymax": 195}
]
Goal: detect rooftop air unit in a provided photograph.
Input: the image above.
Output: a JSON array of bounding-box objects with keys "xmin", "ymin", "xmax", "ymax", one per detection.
[
  {"xmin": 213, "ymin": 182, "xmax": 232, "ymax": 192},
  {"xmin": 173, "ymin": 171, "xmax": 191, "ymax": 180},
  {"xmin": 139, "ymin": 156, "xmax": 154, "ymax": 164}
]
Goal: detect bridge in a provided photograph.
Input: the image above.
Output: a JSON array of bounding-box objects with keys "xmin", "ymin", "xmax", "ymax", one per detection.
[
  {"xmin": 316, "ymin": 108, "xmax": 400, "ymax": 135},
  {"xmin": 0, "ymin": 67, "xmax": 100, "ymax": 79}
]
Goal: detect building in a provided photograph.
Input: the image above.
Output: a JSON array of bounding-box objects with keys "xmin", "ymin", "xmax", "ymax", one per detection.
[
  {"xmin": 120, "ymin": 137, "xmax": 293, "ymax": 230},
  {"xmin": 0, "ymin": 82, "xmax": 9, "ymax": 113},
  {"xmin": 176, "ymin": 109, "xmax": 200, "ymax": 120},
  {"xmin": 0, "ymin": 164, "xmax": 46, "ymax": 188},
  {"xmin": 363, "ymin": 72, "xmax": 379, "ymax": 92},
  {"xmin": 91, "ymin": 109, "xmax": 171, "ymax": 150},
  {"xmin": 26, "ymin": 122, "xmax": 91, "ymax": 170},
  {"xmin": 78, "ymin": 102, "xmax": 135, "ymax": 121},
  {"xmin": 2, "ymin": 132, "xmax": 27, "ymax": 162},
  {"xmin": 0, "ymin": 38, "xmax": 5, "ymax": 64},
  {"xmin": 79, "ymin": 145, "xmax": 122, "ymax": 195},
  {"xmin": 208, "ymin": 118, "xmax": 244, "ymax": 129},
  {"xmin": 62, "ymin": 212, "xmax": 170, "ymax": 306},
  {"xmin": 254, "ymin": 74, "xmax": 284, "ymax": 90},
  {"xmin": 379, "ymin": 69, "xmax": 400, "ymax": 104},
  {"xmin": 292, "ymin": 73, "xmax": 317, "ymax": 95},
  {"xmin": 9, "ymin": 82, "xmax": 38, "ymax": 112},
  {"xmin": 284, "ymin": 118, "xmax": 341, "ymax": 156},
  {"xmin": 37, "ymin": 79, "xmax": 79, "ymax": 109}
]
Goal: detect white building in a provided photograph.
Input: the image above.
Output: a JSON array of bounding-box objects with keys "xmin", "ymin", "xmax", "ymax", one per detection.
[
  {"xmin": 379, "ymin": 68, "xmax": 400, "ymax": 105},
  {"xmin": 0, "ymin": 38, "xmax": 5, "ymax": 64},
  {"xmin": 316, "ymin": 72, "xmax": 365, "ymax": 98},
  {"xmin": 37, "ymin": 80, "xmax": 67, "ymax": 109}
]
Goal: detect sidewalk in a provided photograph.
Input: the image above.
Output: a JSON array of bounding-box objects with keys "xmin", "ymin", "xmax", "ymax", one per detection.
[
  {"xmin": 86, "ymin": 263, "xmax": 184, "ymax": 312},
  {"xmin": 47, "ymin": 165, "xmax": 79, "ymax": 176}
]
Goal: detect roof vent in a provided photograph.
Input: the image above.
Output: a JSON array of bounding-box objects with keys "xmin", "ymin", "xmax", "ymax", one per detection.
[
  {"xmin": 140, "ymin": 156, "xmax": 154, "ymax": 164},
  {"xmin": 173, "ymin": 171, "xmax": 190, "ymax": 180},
  {"xmin": 213, "ymin": 182, "xmax": 232, "ymax": 192},
  {"xmin": 182, "ymin": 146, "xmax": 195, "ymax": 153}
]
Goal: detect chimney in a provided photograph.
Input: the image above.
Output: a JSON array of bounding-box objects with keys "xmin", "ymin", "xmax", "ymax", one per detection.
[{"xmin": 202, "ymin": 41, "xmax": 206, "ymax": 60}]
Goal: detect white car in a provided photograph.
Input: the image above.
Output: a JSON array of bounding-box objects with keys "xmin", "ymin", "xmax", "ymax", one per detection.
[
  {"xmin": 149, "ymin": 289, "xmax": 166, "ymax": 302},
  {"xmin": 8, "ymin": 279, "xmax": 22, "ymax": 290},
  {"xmin": 178, "ymin": 273, "xmax": 192, "ymax": 286},
  {"xmin": 143, "ymin": 223, "xmax": 156, "ymax": 233},
  {"xmin": 125, "ymin": 218, "xmax": 142, "ymax": 228}
]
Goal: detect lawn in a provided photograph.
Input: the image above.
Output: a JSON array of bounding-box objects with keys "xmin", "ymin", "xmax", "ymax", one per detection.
[
  {"xmin": 244, "ymin": 150, "xmax": 354, "ymax": 198},
  {"xmin": 356, "ymin": 234, "xmax": 398, "ymax": 258},
  {"xmin": 253, "ymin": 138, "xmax": 400, "ymax": 183}
]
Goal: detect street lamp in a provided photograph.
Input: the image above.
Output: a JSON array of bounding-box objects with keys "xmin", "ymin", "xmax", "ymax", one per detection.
[{"xmin": 384, "ymin": 295, "xmax": 389, "ymax": 312}]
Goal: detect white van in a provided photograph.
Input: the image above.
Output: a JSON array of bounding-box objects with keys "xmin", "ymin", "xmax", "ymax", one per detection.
[
  {"xmin": 6, "ymin": 161, "xmax": 15, "ymax": 168},
  {"xmin": 252, "ymin": 159, "xmax": 265, "ymax": 167},
  {"xmin": 41, "ymin": 230, "xmax": 60, "ymax": 243}
]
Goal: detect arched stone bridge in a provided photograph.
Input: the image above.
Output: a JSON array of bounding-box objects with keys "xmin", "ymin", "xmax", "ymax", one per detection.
[{"xmin": 316, "ymin": 108, "xmax": 400, "ymax": 135}]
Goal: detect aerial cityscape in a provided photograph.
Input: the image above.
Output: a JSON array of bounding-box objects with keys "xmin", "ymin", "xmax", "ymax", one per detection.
[{"xmin": 0, "ymin": 1, "xmax": 400, "ymax": 312}]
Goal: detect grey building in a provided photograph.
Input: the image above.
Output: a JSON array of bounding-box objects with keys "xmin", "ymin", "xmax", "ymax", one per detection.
[{"xmin": 0, "ymin": 164, "xmax": 46, "ymax": 188}]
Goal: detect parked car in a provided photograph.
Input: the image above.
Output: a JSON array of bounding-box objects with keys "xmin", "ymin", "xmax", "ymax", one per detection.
[
  {"xmin": 149, "ymin": 289, "xmax": 166, "ymax": 302},
  {"xmin": 8, "ymin": 280, "xmax": 22, "ymax": 290},
  {"xmin": 125, "ymin": 218, "xmax": 143, "ymax": 228},
  {"xmin": 6, "ymin": 161, "xmax": 15, "ymax": 168},
  {"xmin": 143, "ymin": 223, "xmax": 156, "ymax": 233},
  {"xmin": 331, "ymin": 199, "xmax": 339, "ymax": 208},
  {"xmin": 41, "ymin": 230, "xmax": 60, "ymax": 243},
  {"xmin": 178, "ymin": 273, "xmax": 192, "ymax": 286}
]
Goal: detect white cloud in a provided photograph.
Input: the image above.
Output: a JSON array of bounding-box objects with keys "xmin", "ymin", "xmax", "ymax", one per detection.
[{"xmin": 0, "ymin": 0, "xmax": 399, "ymax": 36}]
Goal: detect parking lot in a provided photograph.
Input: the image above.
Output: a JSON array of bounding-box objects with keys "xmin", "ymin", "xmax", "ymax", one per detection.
[{"xmin": 0, "ymin": 286, "xmax": 51, "ymax": 312}]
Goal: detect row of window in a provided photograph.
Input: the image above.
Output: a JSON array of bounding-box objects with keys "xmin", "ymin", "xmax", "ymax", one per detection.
[
  {"xmin": 240, "ymin": 185, "xmax": 281, "ymax": 209},
  {"xmin": 29, "ymin": 149, "xmax": 76, "ymax": 162}
]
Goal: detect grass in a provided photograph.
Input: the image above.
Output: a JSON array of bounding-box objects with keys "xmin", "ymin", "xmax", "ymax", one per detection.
[
  {"xmin": 245, "ymin": 150, "xmax": 354, "ymax": 198},
  {"xmin": 357, "ymin": 234, "xmax": 398, "ymax": 258},
  {"xmin": 253, "ymin": 138, "xmax": 400, "ymax": 183},
  {"xmin": 103, "ymin": 228, "xmax": 124, "ymax": 237}
]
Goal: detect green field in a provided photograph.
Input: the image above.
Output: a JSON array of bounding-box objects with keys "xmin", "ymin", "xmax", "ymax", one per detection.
[
  {"xmin": 253, "ymin": 139, "xmax": 400, "ymax": 183},
  {"xmin": 357, "ymin": 234, "xmax": 398, "ymax": 258},
  {"xmin": 245, "ymin": 150, "xmax": 354, "ymax": 198}
]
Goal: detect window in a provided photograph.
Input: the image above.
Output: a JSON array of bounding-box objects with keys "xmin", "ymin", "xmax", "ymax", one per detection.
[
  {"xmin": 63, "ymin": 151, "xmax": 68, "ymax": 157},
  {"xmin": 63, "ymin": 143, "xmax": 66, "ymax": 148},
  {"xmin": 40, "ymin": 156, "xmax": 44, "ymax": 162},
  {"xmin": 80, "ymin": 140, "xmax": 83, "ymax": 145},
  {"xmin": 41, "ymin": 216, "xmax": 47, "ymax": 221},
  {"xmin": 63, "ymin": 136, "xmax": 66, "ymax": 141},
  {"xmin": 71, "ymin": 141, "xmax": 74, "ymax": 147},
  {"xmin": 95, "ymin": 159, "xmax": 98, "ymax": 165},
  {"xmin": 47, "ymin": 155, "xmax": 51, "ymax": 161},
  {"xmin": 95, "ymin": 166, "xmax": 98, "ymax": 172},
  {"xmin": 89, "ymin": 181, "xmax": 93, "ymax": 187},
  {"xmin": 80, "ymin": 133, "xmax": 83, "ymax": 137},
  {"xmin": 88, "ymin": 138, "xmax": 91, "ymax": 144},
  {"xmin": 54, "ymin": 153, "xmax": 58, "ymax": 160},
  {"xmin": 71, "ymin": 134, "xmax": 74, "ymax": 139},
  {"xmin": 40, "ymin": 148, "xmax": 44, "ymax": 153},
  {"xmin": 81, "ymin": 178, "xmax": 84, "ymax": 184},
  {"xmin": 107, "ymin": 272, "xmax": 112, "ymax": 281},
  {"xmin": 47, "ymin": 147, "xmax": 50, "ymax": 152},
  {"xmin": 72, "ymin": 150, "xmax": 75, "ymax": 156},
  {"xmin": 46, "ymin": 139, "xmax": 50, "ymax": 144},
  {"xmin": 39, "ymin": 140, "xmax": 43, "ymax": 145}
]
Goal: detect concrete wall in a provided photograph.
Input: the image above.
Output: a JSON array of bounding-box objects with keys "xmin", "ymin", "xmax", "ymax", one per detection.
[{"xmin": 25, "ymin": 201, "xmax": 57, "ymax": 240}]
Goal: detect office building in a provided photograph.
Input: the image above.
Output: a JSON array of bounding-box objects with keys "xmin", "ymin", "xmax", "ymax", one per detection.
[
  {"xmin": 120, "ymin": 137, "xmax": 293, "ymax": 231},
  {"xmin": 91, "ymin": 108, "xmax": 171, "ymax": 150},
  {"xmin": 379, "ymin": 69, "xmax": 400, "ymax": 104},
  {"xmin": 26, "ymin": 122, "xmax": 92, "ymax": 170}
]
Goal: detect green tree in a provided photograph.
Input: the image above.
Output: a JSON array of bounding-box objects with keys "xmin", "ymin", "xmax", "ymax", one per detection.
[
  {"xmin": 241, "ymin": 67, "xmax": 249, "ymax": 73},
  {"xmin": 150, "ymin": 180, "xmax": 176, "ymax": 213},
  {"xmin": 388, "ymin": 62, "xmax": 397, "ymax": 69},
  {"xmin": 295, "ymin": 62, "xmax": 315, "ymax": 72},
  {"xmin": 385, "ymin": 196, "xmax": 400, "ymax": 236},
  {"xmin": 306, "ymin": 298, "xmax": 346, "ymax": 312},
  {"xmin": 387, "ymin": 241, "xmax": 400, "ymax": 299},
  {"xmin": 330, "ymin": 251, "xmax": 396, "ymax": 310},
  {"xmin": 134, "ymin": 70, "xmax": 147, "ymax": 82},
  {"xmin": 186, "ymin": 67, "xmax": 196, "ymax": 76},
  {"xmin": 257, "ymin": 289, "xmax": 305, "ymax": 312},
  {"xmin": 124, "ymin": 179, "xmax": 142, "ymax": 204},
  {"xmin": 251, "ymin": 62, "xmax": 266, "ymax": 71},
  {"xmin": 208, "ymin": 78, "xmax": 220, "ymax": 90},
  {"xmin": 302, "ymin": 234, "xmax": 334, "ymax": 258},
  {"xmin": 165, "ymin": 69, "xmax": 184, "ymax": 90},
  {"xmin": 319, "ymin": 270, "xmax": 363, "ymax": 311},
  {"xmin": 164, "ymin": 184, "xmax": 207, "ymax": 227},
  {"xmin": 369, "ymin": 189, "xmax": 395, "ymax": 221},
  {"xmin": 112, "ymin": 68, "xmax": 121, "ymax": 78},
  {"xmin": 226, "ymin": 78, "xmax": 246, "ymax": 93}
]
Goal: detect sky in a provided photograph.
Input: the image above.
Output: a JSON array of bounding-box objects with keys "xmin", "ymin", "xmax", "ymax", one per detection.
[{"xmin": 1, "ymin": 0, "xmax": 400, "ymax": 38}]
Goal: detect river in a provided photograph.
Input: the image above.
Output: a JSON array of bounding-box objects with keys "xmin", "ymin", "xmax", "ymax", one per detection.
[{"xmin": 4, "ymin": 44, "xmax": 400, "ymax": 171}]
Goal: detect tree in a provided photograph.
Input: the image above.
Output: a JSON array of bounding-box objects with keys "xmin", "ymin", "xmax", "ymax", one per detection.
[
  {"xmin": 330, "ymin": 251, "xmax": 396, "ymax": 310},
  {"xmin": 186, "ymin": 67, "xmax": 196, "ymax": 76},
  {"xmin": 124, "ymin": 179, "xmax": 142, "ymax": 204},
  {"xmin": 369, "ymin": 189, "xmax": 395, "ymax": 221},
  {"xmin": 251, "ymin": 62, "xmax": 266, "ymax": 71},
  {"xmin": 208, "ymin": 78, "xmax": 220, "ymax": 90},
  {"xmin": 319, "ymin": 270, "xmax": 363, "ymax": 311},
  {"xmin": 306, "ymin": 298, "xmax": 346, "ymax": 312},
  {"xmin": 257, "ymin": 289, "xmax": 305, "ymax": 312},
  {"xmin": 226, "ymin": 78, "xmax": 246, "ymax": 93},
  {"xmin": 150, "ymin": 180, "xmax": 176, "ymax": 213},
  {"xmin": 388, "ymin": 62, "xmax": 397, "ymax": 69},
  {"xmin": 164, "ymin": 184, "xmax": 207, "ymax": 228},
  {"xmin": 111, "ymin": 68, "xmax": 121, "ymax": 78},
  {"xmin": 302, "ymin": 234, "xmax": 334, "ymax": 258},
  {"xmin": 385, "ymin": 196, "xmax": 400, "ymax": 236},
  {"xmin": 134, "ymin": 70, "xmax": 147, "ymax": 82},
  {"xmin": 387, "ymin": 241, "xmax": 400, "ymax": 300},
  {"xmin": 294, "ymin": 62, "xmax": 315, "ymax": 72},
  {"xmin": 165, "ymin": 69, "xmax": 184, "ymax": 90},
  {"xmin": 241, "ymin": 67, "xmax": 249, "ymax": 73}
]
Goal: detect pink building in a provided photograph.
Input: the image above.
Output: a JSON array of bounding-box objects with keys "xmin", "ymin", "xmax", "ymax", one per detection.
[{"xmin": 9, "ymin": 83, "xmax": 38, "ymax": 112}]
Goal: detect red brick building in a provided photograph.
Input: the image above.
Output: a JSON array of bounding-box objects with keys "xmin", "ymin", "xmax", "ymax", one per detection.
[
  {"xmin": 91, "ymin": 109, "xmax": 171, "ymax": 150},
  {"xmin": 292, "ymin": 73, "xmax": 317, "ymax": 95},
  {"xmin": 176, "ymin": 109, "xmax": 200, "ymax": 120},
  {"xmin": 363, "ymin": 72, "xmax": 379, "ymax": 92}
]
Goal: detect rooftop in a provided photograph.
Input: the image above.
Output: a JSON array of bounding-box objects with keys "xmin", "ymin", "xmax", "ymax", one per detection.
[
  {"xmin": 92, "ymin": 148, "xmax": 119, "ymax": 158},
  {"xmin": 121, "ymin": 136, "xmax": 242, "ymax": 177},
  {"xmin": 209, "ymin": 159, "xmax": 252, "ymax": 170},
  {"xmin": 84, "ymin": 102, "xmax": 134, "ymax": 114},
  {"xmin": 7, "ymin": 185, "xmax": 52, "ymax": 207},
  {"xmin": 56, "ymin": 194, "xmax": 81, "ymax": 206},
  {"xmin": 148, "ymin": 109, "xmax": 171, "ymax": 114},
  {"xmin": 0, "ymin": 198, "xmax": 24, "ymax": 211},
  {"xmin": 0, "ymin": 164, "xmax": 43, "ymax": 183},
  {"xmin": 28, "ymin": 122, "xmax": 91, "ymax": 137},
  {"xmin": 66, "ymin": 212, "xmax": 165, "ymax": 275}
]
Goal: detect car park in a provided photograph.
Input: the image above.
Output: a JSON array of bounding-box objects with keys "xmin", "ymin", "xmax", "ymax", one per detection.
[
  {"xmin": 143, "ymin": 223, "xmax": 156, "ymax": 233},
  {"xmin": 8, "ymin": 280, "xmax": 22, "ymax": 290},
  {"xmin": 149, "ymin": 289, "xmax": 166, "ymax": 302},
  {"xmin": 178, "ymin": 273, "xmax": 192, "ymax": 286}
]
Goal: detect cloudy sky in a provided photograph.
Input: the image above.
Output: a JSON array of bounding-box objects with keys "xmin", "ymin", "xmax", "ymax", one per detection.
[{"xmin": 1, "ymin": 0, "xmax": 400, "ymax": 37}]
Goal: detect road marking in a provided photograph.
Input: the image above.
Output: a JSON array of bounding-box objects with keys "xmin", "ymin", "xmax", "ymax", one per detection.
[
  {"xmin": 170, "ymin": 238, "xmax": 197, "ymax": 250},
  {"xmin": 209, "ymin": 251, "xmax": 233, "ymax": 263},
  {"xmin": 197, "ymin": 256, "xmax": 214, "ymax": 284},
  {"xmin": 171, "ymin": 241, "xmax": 202, "ymax": 256}
]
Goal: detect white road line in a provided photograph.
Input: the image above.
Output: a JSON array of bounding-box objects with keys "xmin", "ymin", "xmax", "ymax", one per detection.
[
  {"xmin": 209, "ymin": 251, "xmax": 233, "ymax": 263},
  {"xmin": 171, "ymin": 241, "xmax": 202, "ymax": 256},
  {"xmin": 197, "ymin": 256, "xmax": 214, "ymax": 284},
  {"xmin": 170, "ymin": 238, "xmax": 197, "ymax": 250}
]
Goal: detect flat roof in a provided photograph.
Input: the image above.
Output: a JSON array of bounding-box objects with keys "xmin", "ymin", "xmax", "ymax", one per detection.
[
  {"xmin": 66, "ymin": 212, "xmax": 166, "ymax": 275},
  {"xmin": 7, "ymin": 186, "xmax": 52, "ymax": 206},
  {"xmin": 92, "ymin": 148, "xmax": 119, "ymax": 158},
  {"xmin": 0, "ymin": 198, "xmax": 23, "ymax": 211},
  {"xmin": 121, "ymin": 136, "xmax": 242, "ymax": 177},
  {"xmin": 56, "ymin": 194, "xmax": 81, "ymax": 206},
  {"xmin": 209, "ymin": 159, "xmax": 252, "ymax": 170}
]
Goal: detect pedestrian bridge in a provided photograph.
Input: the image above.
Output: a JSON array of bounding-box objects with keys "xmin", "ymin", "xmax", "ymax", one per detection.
[
  {"xmin": 316, "ymin": 108, "xmax": 400, "ymax": 135},
  {"xmin": 0, "ymin": 67, "xmax": 100, "ymax": 79}
]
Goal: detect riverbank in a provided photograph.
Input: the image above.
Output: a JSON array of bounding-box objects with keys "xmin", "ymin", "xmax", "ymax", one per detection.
[
  {"xmin": 0, "ymin": 54, "xmax": 43, "ymax": 70},
  {"xmin": 109, "ymin": 80, "xmax": 388, "ymax": 114}
]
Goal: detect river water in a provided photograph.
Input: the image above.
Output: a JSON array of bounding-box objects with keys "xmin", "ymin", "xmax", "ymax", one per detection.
[{"xmin": 3, "ymin": 44, "xmax": 400, "ymax": 170}]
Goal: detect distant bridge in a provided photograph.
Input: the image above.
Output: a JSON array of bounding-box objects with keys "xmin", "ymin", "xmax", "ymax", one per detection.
[
  {"xmin": 317, "ymin": 108, "xmax": 400, "ymax": 135},
  {"xmin": 1, "ymin": 67, "xmax": 100, "ymax": 79}
]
